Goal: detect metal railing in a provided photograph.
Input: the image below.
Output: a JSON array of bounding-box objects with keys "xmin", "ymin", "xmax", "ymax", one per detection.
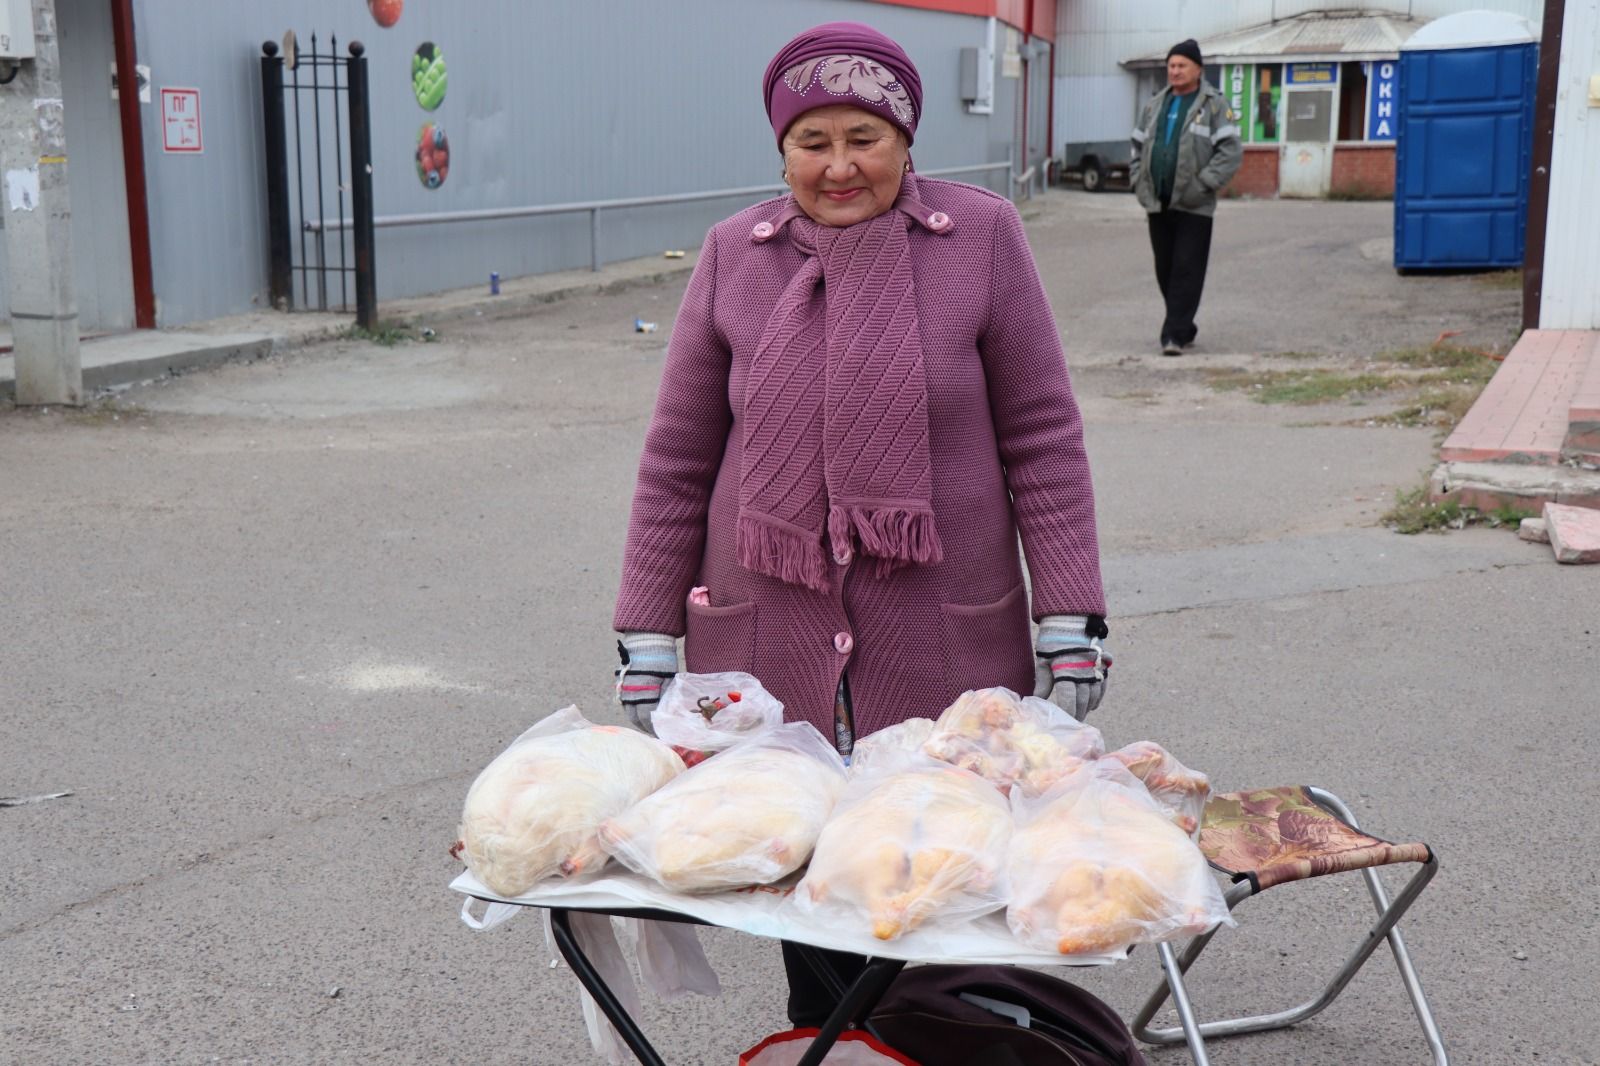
[{"xmin": 303, "ymin": 162, "xmax": 1012, "ymax": 272}]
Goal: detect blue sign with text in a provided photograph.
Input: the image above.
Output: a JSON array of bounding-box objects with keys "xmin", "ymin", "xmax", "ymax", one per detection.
[{"xmin": 1366, "ymin": 59, "xmax": 1399, "ymax": 141}]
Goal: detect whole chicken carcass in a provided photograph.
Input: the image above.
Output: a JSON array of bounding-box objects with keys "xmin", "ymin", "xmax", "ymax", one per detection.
[
  {"xmin": 1103, "ymin": 741, "xmax": 1211, "ymax": 836},
  {"xmin": 599, "ymin": 723, "xmax": 847, "ymax": 892},
  {"xmin": 798, "ymin": 759, "xmax": 1011, "ymax": 940},
  {"xmin": 923, "ymin": 688, "xmax": 1102, "ymax": 797},
  {"xmin": 1008, "ymin": 766, "xmax": 1229, "ymax": 956},
  {"xmin": 458, "ymin": 710, "xmax": 684, "ymax": 897}
]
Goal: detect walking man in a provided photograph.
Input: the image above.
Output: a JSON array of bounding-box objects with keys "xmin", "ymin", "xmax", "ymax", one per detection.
[{"xmin": 1130, "ymin": 39, "xmax": 1242, "ymax": 356}]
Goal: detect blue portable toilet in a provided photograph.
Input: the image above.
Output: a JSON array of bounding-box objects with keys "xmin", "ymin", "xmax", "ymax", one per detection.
[{"xmin": 1393, "ymin": 11, "xmax": 1538, "ymax": 271}]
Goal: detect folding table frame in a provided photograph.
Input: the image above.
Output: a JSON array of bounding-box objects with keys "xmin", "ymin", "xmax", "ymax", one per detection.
[{"xmin": 519, "ymin": 902, "xmax": 1214, "ymax": 1066}]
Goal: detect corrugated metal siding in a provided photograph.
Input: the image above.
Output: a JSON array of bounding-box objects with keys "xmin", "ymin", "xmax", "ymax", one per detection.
[
  {"xmin": 128, "ymin": 0, "xmax": 1018, "ymax": 327},
  {"xmin": 1538, "ymin": 0, "xmax": 1600, "ymax": 328},
  {"xmin": 1052, "ymin": 0, "xmax": 1543, "ymax": 150}
]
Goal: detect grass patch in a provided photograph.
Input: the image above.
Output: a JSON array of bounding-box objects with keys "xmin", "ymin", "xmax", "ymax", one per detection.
[
  {"xmin": 1382, "ymin": 485, "xmax": 1538, "ymax": 534},
  {"xmin": 1371, "ymin": 388, "xmax": 1482, "ymax": 428},
  {"xmin": 1383, "ymin": 487, "xmax": 1464, "ymax": 533},
  {"xmin": 1384, "ymin": 343, "xmax": 1498, "ymax": 371},
  {"xmin": 342, "ymin": 319, "xmax": 416, "ymax": 346},
  {"xmin": 1474, "ymin": 269, "xmax": 1522, "ymax": 290},
  {"xmin": 1207, "ymin": 368, "xmax": 1400, "ymax": 405}
]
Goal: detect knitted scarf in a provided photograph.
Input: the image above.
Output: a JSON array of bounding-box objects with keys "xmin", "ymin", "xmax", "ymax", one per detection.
[{"xmin": 738, "ymin": 208, "xmax": 943, "ymax": 592}]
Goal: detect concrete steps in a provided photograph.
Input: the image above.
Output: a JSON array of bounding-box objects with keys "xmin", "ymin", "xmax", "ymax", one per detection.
[{"xmin": 1432, "ymin": 329, "xmax": 1600, "ymax": 512}]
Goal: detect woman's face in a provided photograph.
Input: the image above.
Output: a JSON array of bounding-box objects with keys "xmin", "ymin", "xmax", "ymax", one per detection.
[{"xmin": 782, "ymin": 106, "xmax": 909, "ymax": 228}]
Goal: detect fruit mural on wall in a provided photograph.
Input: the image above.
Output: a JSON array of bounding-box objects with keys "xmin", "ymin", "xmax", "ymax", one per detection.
[
  {"xmin": 416, "ymin": 123, "xmax": 449, "ymax": 188},
  {"xmin": 368, "ymin": 0, "xmax": 402, "ymax": 29},
  {"xmin": 412, "ymin": 42, "xmax": 447, "ymax": 111}
]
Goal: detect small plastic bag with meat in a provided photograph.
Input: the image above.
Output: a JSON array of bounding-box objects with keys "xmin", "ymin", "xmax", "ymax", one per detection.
[
  {"xmin": 651, "ymin": 672, "xmax": 785, "ymax": 765},
  {"xmin": 1007, "ymin": 762, "xmax": 1231, "ymax": 957},
  {"xmin": 598, "ymin": 722, "xmax": 847, "ymax": 892},
  {"xmin": 1102, "ymin": 740, "xmax": 1211, "ymax": 838},
  {"xmin": 795, "ymin": 750, "xmax": 1011, "ymax": 941},
  {"xmin": 923, "ymin": 687, "xmax": 1104, "ymax": 797},
  {"xmin": 458, "ymin": 706, "xmax": 685, "ymax": 897}
]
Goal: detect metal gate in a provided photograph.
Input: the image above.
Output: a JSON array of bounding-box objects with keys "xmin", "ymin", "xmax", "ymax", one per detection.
[{"xmin": 259, "ymin": 35, "xmax": 375, "ymax": 327}]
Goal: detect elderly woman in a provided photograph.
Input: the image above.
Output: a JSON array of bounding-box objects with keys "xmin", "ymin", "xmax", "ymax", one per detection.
[{"xmin": 611, "ymin": 22, "xmax": 1111, "ymax": 1022}]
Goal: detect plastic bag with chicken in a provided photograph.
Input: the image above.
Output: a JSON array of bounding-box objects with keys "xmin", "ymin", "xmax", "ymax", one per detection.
[
  {"xmin": 1007, "ymin": 761, "xmax": 1231, "ymax": 957},
  {"xmin": 923, "ymin": 688, "xmax": 1104, "ymax": 797},
  {"xmin": 796, "ymin": 750, "xmax": 1011, "ymax": 941},
  {"xmin": 457, "ymin": 706, "xmax": 684, "ymax": 897},
  {"xmin": 598, "ymin": 722, "xmax": 847, "ymax": 892},
  {"xmin": 1102, "ymin": 740, "xmax": 1211, "ymax": 838},
  {"xmin": 845, "ymin": 716, "xmax": 934, "ymax": 774}
]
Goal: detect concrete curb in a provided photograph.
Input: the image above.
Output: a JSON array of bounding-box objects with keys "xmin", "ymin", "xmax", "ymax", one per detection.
[
  {"xmin": 1, "ymin": 254, "xmax": 698, "ymax": 402},
  {"xmin": 1429, "ymin": 459, "xmax": 1600, "ymax": 513}
]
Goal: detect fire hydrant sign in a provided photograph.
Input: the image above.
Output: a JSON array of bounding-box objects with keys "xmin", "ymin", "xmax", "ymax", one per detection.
[{"xmin": 160, "ymin": 87, "xmax": 202, "ymax": 153}]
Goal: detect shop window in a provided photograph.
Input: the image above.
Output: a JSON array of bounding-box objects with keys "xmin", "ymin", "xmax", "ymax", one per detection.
[{"xmin": 1338, "ymin": 61, "xmax": 1368, "ymax": 140}]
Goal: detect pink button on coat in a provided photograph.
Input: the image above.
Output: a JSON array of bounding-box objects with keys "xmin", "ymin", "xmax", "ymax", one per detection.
[{"xmin": 614, "ymin": 176, "xmax": 1104, "ymax": 740}]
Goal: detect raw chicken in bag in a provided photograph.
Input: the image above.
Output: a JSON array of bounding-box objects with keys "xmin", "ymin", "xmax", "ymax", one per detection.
[
  {"xmin": 923, "ymin": 688, "xmax": 1103, "ymax": 797},
  {"xmin": 1007, "ymin": 762, "xmax": 1231, "ymax": 956},
  {"xmin": 457, "ymin": 706, "xmax": 684, "ymax": 897},
  {"xmin": 796, "ymin": 750, "xmax": 1011, "ymax": 941},
  {"xmin": 1103, "ymin": 740, "xmax": 1211, "ymax": 837},
  {"xmin": 599, "ymin": 722, "xmax": 847, "ymax": 892}
]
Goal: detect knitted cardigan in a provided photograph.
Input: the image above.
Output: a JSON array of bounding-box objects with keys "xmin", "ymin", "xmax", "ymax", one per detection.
[{"xmin": 613, "ymin": 175, "xmax": 1104, "ymax": 739}]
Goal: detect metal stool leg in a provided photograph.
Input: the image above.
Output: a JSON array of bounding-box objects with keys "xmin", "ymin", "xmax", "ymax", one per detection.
[
  {"xmin": 1310, "ymin": 789, "xmax": 1449, "ymax": 1066},
  {"xmin": 1134, "ymin": 790, "xmax": 1447, "ymax": 1063}
]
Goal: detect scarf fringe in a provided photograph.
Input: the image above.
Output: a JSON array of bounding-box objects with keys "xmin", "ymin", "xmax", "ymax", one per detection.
[
  {"xmin": 830, "ymin": 505, "xmax": 944, "ymax": 566},
  {"xmin": 738, "ymin": 515, "xmax": 831, "ymax": 593}
]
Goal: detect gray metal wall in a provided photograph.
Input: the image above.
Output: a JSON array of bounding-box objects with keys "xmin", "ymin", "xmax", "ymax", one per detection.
[
  {"xmin": 129, "ymin": 0, "xmax": 1021, "ymax": 327},
  {"xmin": 1053, "ymin": 0, "xmax": 1544, "ymax": 147}
]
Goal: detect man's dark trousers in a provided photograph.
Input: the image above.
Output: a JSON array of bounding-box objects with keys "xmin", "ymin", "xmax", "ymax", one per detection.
[{"xmin": 1147, "ymin": 206, "xmax": 1213, "ymax": 346}]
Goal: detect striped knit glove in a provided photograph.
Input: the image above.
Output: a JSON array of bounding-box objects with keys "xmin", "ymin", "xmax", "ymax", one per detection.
[
  {"xmin": 1033, "ymin": 615, "xmax": 1112, "ymax": 722},
  {"xmin": 615, "ymin": 632, "xmax": 679, "ymax": 736}
]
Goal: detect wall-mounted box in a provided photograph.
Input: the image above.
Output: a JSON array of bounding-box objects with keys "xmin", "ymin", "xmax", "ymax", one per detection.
[
  {"xmin": 0, "ymin": 0, "xmax": 36, "ymax": 60},
  {"xmin": 959, "ymin": 45, "xmax": 994, "ymax": 114}
]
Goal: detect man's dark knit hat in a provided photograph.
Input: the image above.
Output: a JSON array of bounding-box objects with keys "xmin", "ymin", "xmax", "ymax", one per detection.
[{"xmin": 1167, "ymin": 38, "xmax": 1203, "ymax": 66}]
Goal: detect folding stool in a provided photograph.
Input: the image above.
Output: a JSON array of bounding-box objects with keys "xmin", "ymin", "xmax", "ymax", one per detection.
[{"xmin": 1132, "ymin": 785, "xmax": 1447, "ymax": 1064}]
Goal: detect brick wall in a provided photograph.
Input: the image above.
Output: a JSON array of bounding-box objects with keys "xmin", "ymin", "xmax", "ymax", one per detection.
[
  {"xmin": 1222, "ymin": 146, "xmax": 1279, "ymax": 199},
  {"xmin": 1330, "ymin": 144, "xmax": 1395, "ymax": 198}
]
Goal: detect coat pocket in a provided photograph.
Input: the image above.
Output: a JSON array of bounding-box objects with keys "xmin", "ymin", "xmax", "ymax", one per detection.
[
  {"xmin": 683, "ymin": 599, "xmax": 757, "ymax": 676},
  {"xmin": 937, "ymin": 583, "xmax": 1033, "ymax": 695}
]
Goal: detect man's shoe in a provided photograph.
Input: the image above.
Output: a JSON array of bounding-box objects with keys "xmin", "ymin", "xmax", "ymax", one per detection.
[{"xmin": 1161, "ymin": 338, "xmax": 1182, "ymax": 356}]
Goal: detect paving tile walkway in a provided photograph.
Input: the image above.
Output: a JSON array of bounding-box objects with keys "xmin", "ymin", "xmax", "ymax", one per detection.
[{"xmin": 1441, "ymin": 330, "xmax": 1600, "ymax": 464}]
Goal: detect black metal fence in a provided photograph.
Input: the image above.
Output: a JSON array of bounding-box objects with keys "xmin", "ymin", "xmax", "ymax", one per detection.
[{"xmin": 261, "ymin": 36, "xmax": 375, "ymax": 328}]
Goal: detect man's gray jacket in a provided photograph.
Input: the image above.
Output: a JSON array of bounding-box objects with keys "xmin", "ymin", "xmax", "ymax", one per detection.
[{"xmin": 1129, "ymin": 81, "xmax": 1243, "ymax": 218}]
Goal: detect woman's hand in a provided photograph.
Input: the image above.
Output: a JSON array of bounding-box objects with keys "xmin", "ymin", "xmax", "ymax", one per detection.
[
  {"xmin": 1033, "ymin": 615, "xmax": 1112, "ymax": 722},
  {"xmin": 615, "ymin": 632, "xmax": 679, "ymax": 735}
]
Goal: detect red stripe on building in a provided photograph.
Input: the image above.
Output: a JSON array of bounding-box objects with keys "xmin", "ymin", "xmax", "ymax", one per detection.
[{"xmin": 868, "ymin": 0, "xmax": 1055, "ymax": 39}]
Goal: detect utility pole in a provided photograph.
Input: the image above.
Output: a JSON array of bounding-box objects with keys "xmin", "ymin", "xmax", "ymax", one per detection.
[{"xmin": 0, "ymin": 0, "xmax": 81, "ymax": 406}]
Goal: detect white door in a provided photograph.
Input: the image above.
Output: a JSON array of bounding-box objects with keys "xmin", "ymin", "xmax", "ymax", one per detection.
[{"xmin": 1279, "ymin": 88, "xmax": 1334, "ymax": 198}]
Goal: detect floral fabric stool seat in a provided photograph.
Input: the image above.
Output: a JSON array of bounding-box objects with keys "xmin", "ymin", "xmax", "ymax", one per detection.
[{"xmin": 1131, "ymin": 786, "xmax": 1449, "ymax": 1065}]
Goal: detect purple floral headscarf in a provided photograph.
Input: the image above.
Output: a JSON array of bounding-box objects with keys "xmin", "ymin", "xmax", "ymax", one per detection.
[{"xmin": 763, "ymin": 22, "xmax": 923, "ymax": 150}]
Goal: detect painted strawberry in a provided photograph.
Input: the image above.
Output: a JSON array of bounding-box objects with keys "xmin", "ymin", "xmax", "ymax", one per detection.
[{"xmin": 368, "ymin": 0, "xmax": 402, "ymax": 29}]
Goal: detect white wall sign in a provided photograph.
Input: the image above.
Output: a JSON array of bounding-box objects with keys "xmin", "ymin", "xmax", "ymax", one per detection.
[
  {"xmin": 160, "ymin": 87, "xmax": 202, "ymax": 153},
  {"xmin": 111, "ymin": 62, "xmax": 152, "ymax": 103}
]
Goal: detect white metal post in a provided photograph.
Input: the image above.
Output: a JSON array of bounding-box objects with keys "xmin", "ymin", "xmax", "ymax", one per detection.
[{"xmin": 0, "ymin": 0, "xmax": 81, "ymax": 406}]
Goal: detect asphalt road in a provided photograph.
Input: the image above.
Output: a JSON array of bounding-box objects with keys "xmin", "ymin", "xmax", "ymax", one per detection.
[{"xmin": 3, "ymin": 191, "xmax": 1595, "ymax": 1066}]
